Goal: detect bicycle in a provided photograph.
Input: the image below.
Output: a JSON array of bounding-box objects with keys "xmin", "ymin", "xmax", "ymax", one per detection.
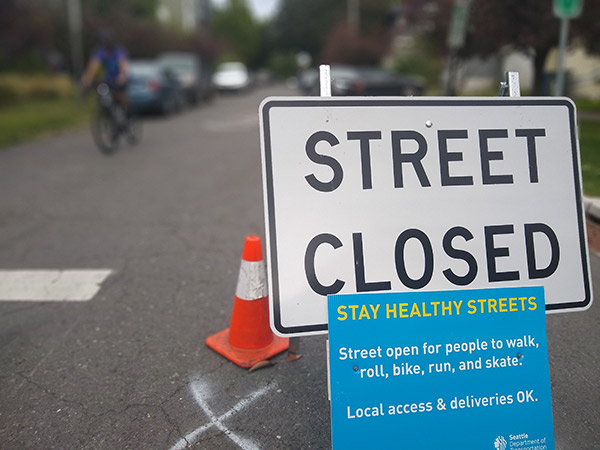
[{"xmin": 90, "ymin": 82, "xmax": 141, "ymax": 154}]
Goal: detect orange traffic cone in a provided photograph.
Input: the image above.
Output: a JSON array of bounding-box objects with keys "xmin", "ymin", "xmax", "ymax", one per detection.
[{"xmin": 206, "ymin": 235, "xmax": 289, "ymax": 368}]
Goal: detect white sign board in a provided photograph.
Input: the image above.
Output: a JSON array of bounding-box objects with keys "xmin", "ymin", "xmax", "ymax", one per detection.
[{"xmin": 259, "ymin": 97, "xmax": 592, "ymax": 337}]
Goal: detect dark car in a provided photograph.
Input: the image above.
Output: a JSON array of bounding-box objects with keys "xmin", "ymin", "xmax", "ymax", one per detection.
[
  {"xmin": 127, "ymin": 60, "xmax": 185, "ymax": 115},
  {"xmin": 297, "ymin": 67, "xmax": 319, "ymax": 94},
  {"xmin": 157, "ymin": 52, "xmax": 213, "ymax": 105},
  {"xmin": 329, "ymin": 66, "xmax": 425, "ymax": 97}
]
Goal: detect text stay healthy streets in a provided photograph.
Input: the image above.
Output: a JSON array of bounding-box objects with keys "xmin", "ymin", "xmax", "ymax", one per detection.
[{"xmin": 327, "ymin": 287, "xmax": 555, "ymax": 449}]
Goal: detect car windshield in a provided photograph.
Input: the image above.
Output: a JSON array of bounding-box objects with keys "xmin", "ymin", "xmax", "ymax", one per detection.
[
  {"xmin": 129, "ymin": 63, "xmax": 159, "ymax": 77},
  {"xmin": 160, "ymin": 59, "xmax": 195, "ymax": 72},
  {"xmin": 217, "ymin": 62, "xmax": 246, "ymax": 73},
  {"xmin": 330, "ymin": 67, "xmax": 360, "ymax": 81},
  {"xmin": 128, "ymin": 63, "xmax": 162, "ymax": 84},
  {"xmin": 359, "ymin": 68, "xmax": 395, "ymax": 80}
]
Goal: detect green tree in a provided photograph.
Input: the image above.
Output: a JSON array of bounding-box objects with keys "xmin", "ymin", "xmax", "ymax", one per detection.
[
  {"xmin": 273, "ymin": 0, "xmax": 392, "ymax": 65},
  {"xmin": 0, "ymin": 0, "xmax": 61, "ymax": 71},
  {"xmin": 403, "ymin": 0, "xmax": 600, "ymax": 95},
  {"xmin": 0, "ymin": 0, "xmax": 208, "ymax": 75},
  {"xmin": 212, "ymin": 0, "xmax": 261, "ymax": 66},
  {"xmin": 273, "ymin": 0, "xmax": 344, "ymax": 60},
  {"xmin": 83, "ymin": 0, "xmax": 159, "ymax": 18}
]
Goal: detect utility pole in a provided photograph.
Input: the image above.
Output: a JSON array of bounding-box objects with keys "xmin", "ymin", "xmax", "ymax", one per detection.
[
  {"xmin": 67, "ymin": 0, "xmax": 84, "ymax": 79},
  {"xmin": 444, "ymin": 0, "xmax": 472, "ymax": 96},
  {"xmin": 553, "ymin": 0, "xmax": 584, "ymax": 96},
  {"xmin": 348, "ymin": 0, "xmax": 359, "ymax": 32}
]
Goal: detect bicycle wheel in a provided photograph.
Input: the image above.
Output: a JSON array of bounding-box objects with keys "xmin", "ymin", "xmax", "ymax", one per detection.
[
  {"xmin": 125, "ymin": 113, "xmax": 142, "ymax": 145},
  {"xmin": 91, "ymin": 108, "xmax": 119, "ymax": 154}
]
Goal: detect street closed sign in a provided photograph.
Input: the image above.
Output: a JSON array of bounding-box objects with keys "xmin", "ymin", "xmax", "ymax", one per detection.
[{"xmin": 259, "ymin": 97, "xmax": 591, "ymax": 336}]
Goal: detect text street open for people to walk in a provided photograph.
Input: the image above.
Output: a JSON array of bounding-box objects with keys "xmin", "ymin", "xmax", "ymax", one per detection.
[{"xmin": 327, "ymin": 286, "xmax": 554, "ymax": 449}]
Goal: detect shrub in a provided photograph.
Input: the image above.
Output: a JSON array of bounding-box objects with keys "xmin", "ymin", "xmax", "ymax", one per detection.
[
  {"xmin": 268, "ymin": 52, "xmax": 298, "ymax": 79},
  {"xmin": 0, "ymin": 74, "xmax": 77, "ymax": 106},
  {"xmin": 391, "ymin": 53, "xmax": 443, "ymax": 93}
]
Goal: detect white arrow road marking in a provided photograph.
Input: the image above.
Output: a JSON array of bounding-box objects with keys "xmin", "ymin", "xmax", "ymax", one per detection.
[
  {"xmin": 170, "ymin": 379, "xmax": 274, "ymax": 450},
  {"xmin": 0, "ymin": 270, "xmax": 113, "ymax": 301}
]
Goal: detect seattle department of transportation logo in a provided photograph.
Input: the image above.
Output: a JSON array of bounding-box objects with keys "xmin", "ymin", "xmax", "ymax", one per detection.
[{"xmin": 494, "ymin": 436, "xmax": 507, "ymax": 450}]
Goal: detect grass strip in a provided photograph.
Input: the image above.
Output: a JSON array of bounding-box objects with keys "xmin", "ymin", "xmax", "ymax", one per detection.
[
  {"xmin": 579, "ymin": 119, "xmax": 600, "ymax": 197},
  {"xmin": 0, "ymin": 98, "xmax": 89, "ymax": 149}
]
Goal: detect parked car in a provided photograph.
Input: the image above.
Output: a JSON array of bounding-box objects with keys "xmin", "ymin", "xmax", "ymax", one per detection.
[
  {"xmin": 329, "ymin": 66, "xmax": 425, "ymax": 97},
  {"xmin": 127, "ymin": 60, "xmax": 185, "ymax": 115},
  {"xmin": 297, "ymin": 67, "xmax": 319, "ymax": 94},
  {"xmin": 157, "ymin": 52, "xmax": 213, "ymax": 105},
  {"xmin": 212, "ymin": 62, "xmax": 251, "ymax": 92}
]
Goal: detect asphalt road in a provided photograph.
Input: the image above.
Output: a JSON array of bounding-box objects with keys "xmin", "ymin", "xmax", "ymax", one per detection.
[{"xmin": 0, "ymin": 84, "xmax": 598, "ymax": 449}]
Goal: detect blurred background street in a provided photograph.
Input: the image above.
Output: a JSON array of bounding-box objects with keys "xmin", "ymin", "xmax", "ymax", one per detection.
[{"xmin": 1, "ymin": 0, "xmax": 599, "ymax": 448}]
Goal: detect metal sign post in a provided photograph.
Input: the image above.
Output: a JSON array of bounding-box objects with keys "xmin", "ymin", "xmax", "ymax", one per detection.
[
  {"xmin": 67, "ymin": 0, "xmax": 84, "ymax": 78},
  {"xmin": 553, "ymin": 0, "xmax": 584, "ymax": 96},
  {"xmin": 555, "ymin": 17, "xmax": 570, "ymax": 96},
  {"xmin": 319, "ymin": 65, "xmax": 332, "ymax": 97},
  {"xmin": 499, "ymin": 72, "xmax": 521, "ymax": 98},
  {"xmin": 444, "ymin": 0, "xmax": 473, "ymax": 96}
]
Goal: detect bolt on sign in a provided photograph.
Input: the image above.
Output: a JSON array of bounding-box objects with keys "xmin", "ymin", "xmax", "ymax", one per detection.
[{"xmin": 259, "ymin": 97, "xmax": 592, "ymax": 337}]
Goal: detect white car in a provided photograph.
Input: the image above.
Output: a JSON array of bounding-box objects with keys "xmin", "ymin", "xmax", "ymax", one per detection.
[{"xmin": 212, "ymin": 62, "xmax": 251, "ymax": 92}]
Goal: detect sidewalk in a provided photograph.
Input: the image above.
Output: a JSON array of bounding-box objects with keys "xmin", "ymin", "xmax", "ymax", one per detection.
[
  {"xmin": 579, "ymin": 110, "xmax": 600, "ymax": 251},
  {"xmin": 583, "ymin": 196, "xmax": 600, "ymax": 221},
  {"xmin": 584, "ymin": 197, "xmax": 600, "ymax": 253},
  {"xmin": 579, "ymin": 110, "xmax": 600, "ymax": 121}
]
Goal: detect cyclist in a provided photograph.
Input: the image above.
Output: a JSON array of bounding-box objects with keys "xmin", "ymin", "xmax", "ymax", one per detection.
[{"xmin": 81, "ymin": 29, "xmax": 130, "ymax": 110}]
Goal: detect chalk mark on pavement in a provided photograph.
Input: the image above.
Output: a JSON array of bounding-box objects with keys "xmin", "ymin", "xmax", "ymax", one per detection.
[{"xmin": 170, "ymin": 379, "xmax": 274, "ymax": 450}]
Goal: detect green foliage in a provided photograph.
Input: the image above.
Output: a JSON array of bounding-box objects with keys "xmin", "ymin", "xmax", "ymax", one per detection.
[
  {"xmin": 320, "ymin": 23, "xmax": 387, "ymax": 66},
  {"xmin": 392, "ymin": 56, "xmax": 438, "ymax": 92},
  {"xmin": 576, "ymin": 99, "xmax": 600, "ymax": 112},
  {"xmin": 0, "ymin": 74, "xmax": 77, "ymax": 107},
  {"xmin": 402, "ymin": 0, "xmax": 600, "ymax": 95},
  {"xmin": 3, "ymin": 49, "xmax": 50, "ymax": 73},
  {"xmin": 84, "ymin": 0, "xmax": 159, "ymax": 18},
  {"xmin": 273, "ymin": 0, "xmax": 345, "ymax": 59},
  {"xmin": 0, "ymin": 98, "xmax": 88, "ymax": 149},
  {"xmin": 126, "ymin": 0, "xmax": 159, "ymax": 17},
  {"xmin": 1, "ymin": 0, "xmax": 216, "ymax": 77},
  {"xmin": 267, "ymin": 52, "xmax": 298, "ymax": 79},
  {"xmin": 579, "ymin": 120, "xmax": 600, "ymax": 197},
  {"xmin": 273, "ymin": 0, "xmax": 392, "ymax": 65},
  {"xmin": 0, "ymin": 1, "xmax": 64, "ymax": 72},
  {"xmin": 212, "ymin": 0, "xmax": 261, "ymax": 66},
  {"xmin": 391, "ymin": 38, "xmax": 444, "ymax": 92}
]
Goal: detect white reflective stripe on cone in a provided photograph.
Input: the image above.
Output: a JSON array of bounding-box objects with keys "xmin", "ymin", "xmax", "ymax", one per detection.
[{"xmin": 235, "ymin": 260, "xmax": 267, "ymax": 301}]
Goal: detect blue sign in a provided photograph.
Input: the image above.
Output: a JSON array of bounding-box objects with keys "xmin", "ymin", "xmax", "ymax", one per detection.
[{"xmin": 328, "ymin": 287, "xmax": 554, "ymax": 449}]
